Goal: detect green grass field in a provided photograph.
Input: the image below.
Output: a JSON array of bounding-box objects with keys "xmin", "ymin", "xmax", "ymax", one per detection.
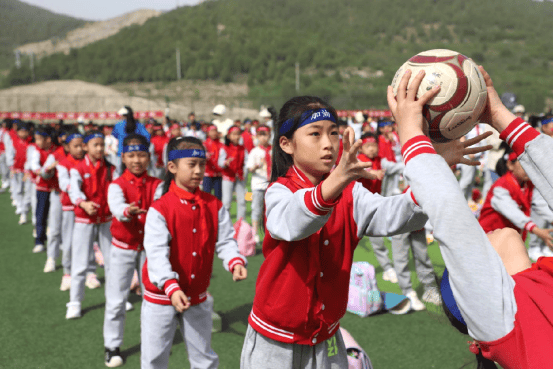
[{"xmin": 0, "ymin": 188, "xmax": 477, "ymax": 369}]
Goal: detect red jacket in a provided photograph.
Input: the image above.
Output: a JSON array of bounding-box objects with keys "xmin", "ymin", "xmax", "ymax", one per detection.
[
  {"xmin": 35, "ymin": 145, "xmax": 58, "ymax": 192},
  {"xmin": 110, "ymin": 170, "xmax": 162, "ymax": 251},
  {"xmin": 0, "ymin": 128, "xmax": 6, "ymax": 153},
  {"xmin": 11, "ymin": 134, "xmax": 28, "ymax": 171},
  {"xmin": 479, "ymin": 172, "xmax": 534, "ymax": 238},
  {"xmin": 479, "ymin": 257, "xmax": 553, "ymax": 369},
  {"xmin": 151, "ymin": 135, "xmax": 168, "ymax": 168},
  {"xmin": 242, "ymin": 131, "xmax": 254, "ymax": 153},
  {"xmin": 250, "ymin": 166, "xmax": 358, "ymax": 346},
  {"xmin": 378, "ymin": 133, "xmax": 398, "ymax": 163},
  {"xmin": 58, "ymin": 155, "xmax": 82, "ymax": 211},
  {"xmin": 204, "ymin": 138, "xmax": 223, "ymax": 177},
  {"xmin": 72, "ymin": 155, "xmax": 116, "ymax": 224},
  {"xmin": 357, "ymin": 153, "xmax": 382, "ymax": 194},
  {"xmin": 222, "ymin": 143, "xmax": 246, "ymax": 181}
]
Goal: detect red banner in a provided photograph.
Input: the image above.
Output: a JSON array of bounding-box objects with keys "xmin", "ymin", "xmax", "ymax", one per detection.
[
  {"xmin": 0, "ymin": 111, "xmax": 164, "ymax": 121},
  {"xmin": 336, "ymin": 110, "xmax": 392, "ymax": 118}
]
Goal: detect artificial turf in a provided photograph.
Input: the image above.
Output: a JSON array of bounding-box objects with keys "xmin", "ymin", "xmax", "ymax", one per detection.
[{"xmin": 0, "ymin": 188, "xmax": 477, "ymax": 369}]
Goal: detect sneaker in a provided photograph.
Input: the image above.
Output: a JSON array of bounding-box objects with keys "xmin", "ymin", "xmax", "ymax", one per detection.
[
  {"xmin": 426, "ymin": 232, "xmax": 434, "ymax": 244},
  {"xmin": 60, "ymin": 274, "xmax": 71, "ymax": 291},
  {"xmin": 18, "ymin": 213, "xmax": 27, "ymax": 225},
  {"xmin": 43, "ymin": 257, "xmax": 56, "ymax": 273},
  {"xmin": 406, "ymin": 291, "xmax": 426, "ymax": 311},
  {"xmin": 32, "ymin": 228, "xmax": 37, "ymax": 238},
  {"xmin": 254, "ymin": 234, "xmax": 260, "ymax": 244},
  {"xmin": 1, "ymin": 181, "xmax": 9, "ymax": 190},
  {"xmin": 528, "ymin": 246, "xmax": 545, "ymax": 262},
  {"xmin": 382, "ymin": 268, "xmax": 398, "ymax": 284},
  {"xmin": 105, "ymin": 347, "xmax": 124, "ymax": 368},
  {"xmin": 125, "ymin": 301, "xmax": 133, "ymax": 311},
  {"xmin": 32, "ymin": 244, "xmax": 45, "ymax": 253},
  {"xmin": 65, "ymin": 303, "xmax": 81, "ymax": 320},
  {"xmin": 85, "ymin": 273, "xmax": 101, "ymax": 289},
  {"xmin": 422, "ymin": 287, "xmax": 443, "ymax": 306}
]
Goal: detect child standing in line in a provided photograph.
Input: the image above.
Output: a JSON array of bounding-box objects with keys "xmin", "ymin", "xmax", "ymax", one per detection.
[
  {"xmin": 203, "ymin": 125, "xmax": 225, "ymax": 200},
  {"xmin": 377, "ymin": 120, "xmax": 402, "ymax": 197},
  {"xmin": 0, "ymin": 120, "xmax": 10, "ymax": 191},
  {"xmin": 150, "ymin": 124, "xmax": 168, "ymax": 179},
  {"xmin": 221, "ymin": 126, "xmax": 248, "ymax": 221},
  {"xmin": 66, "ymin": 130, "xmax": 118, "ymax": 319},
  {"xmin": 103, "ymin": 134, "xmax": 163, "ymax": 367},
  {"xmin": 7, "ymin": 121, "xmax": 31, "ymax": 225},
  {"xmin": 141, "ymin": 136, "xmax": 247, "ymax": 369},
  {"xmin": 246, "ymin": 125, "xmax": 271, "ymax": 243}
]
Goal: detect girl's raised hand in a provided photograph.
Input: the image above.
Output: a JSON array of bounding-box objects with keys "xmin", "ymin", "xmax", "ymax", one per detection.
[
  {"xmin": 170, "ymin": 290, "xmax": 191, "ymax": 313},
  {"xmin": 477, "ymin": 66, "xmax": 516, "ymax": 133},
  {"xmin": 337, "ymin": 127, "xmax": 375, "ymax": 181},
  {"xmin": 432, "ymin": 131, "xmax": 493, "ymax": 167},
  {"xmin": 232, "ymin": 265, "xmax": 248, "ymax": 282},
  {"xmin": 387, "ymin": 69, "xmax": 441, "ymax": 146}
]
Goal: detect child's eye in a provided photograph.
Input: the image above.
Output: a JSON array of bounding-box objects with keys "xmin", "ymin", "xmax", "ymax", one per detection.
[{"xmin": 310, "ymin": 132, "xmax": 320, "ymax": 137}]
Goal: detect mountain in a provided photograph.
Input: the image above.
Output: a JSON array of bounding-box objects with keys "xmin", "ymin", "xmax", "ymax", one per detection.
[
  {"xmin": 5, "ymin": 0, "xmax": 553, "ymax": 111},
  {"xmin": 0, "ymin": 0, "xmax": 86, "ymax": 70}
]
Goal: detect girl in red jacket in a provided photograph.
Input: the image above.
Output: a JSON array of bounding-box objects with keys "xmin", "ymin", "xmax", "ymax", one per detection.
[
  {"xmin": 221, "ymin": 126, "xmax": 248, "ymax": 221},
  {"xmin": 202, "ymin": 125, "xmax": 225, "ymax": 200},
  {"xmin": 103, "ymin": 134, "xmax": 163, "ymax": 367},
  {"xmin": 141, "ymin": 136, "xmax": 247, "ymax": 369},
  {"xmin": 66, "ymin": 130, "xmax": 117, "ymax": 320}
]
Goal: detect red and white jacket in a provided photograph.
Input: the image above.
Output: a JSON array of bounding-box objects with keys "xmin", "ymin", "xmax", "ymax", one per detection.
[
  {"xmin": 221, "ymin": 142, "xmax": 248, "ymax": 182},
  {"xmin": 142, "ymin": 181, "xmax": 246, "ymax": 306},
  {"xmin": 108, "ymin": 170, "xmax": 163, "ymax": 251},
  {"xmin": 9, "ymin": 133, "xmax": 28, "ymax": 172},
  {"xmin": 204, "ymin": 138, "xmax": 224, "ymax": 178},
  {"xmin": 151, "ymin": 135, "xmax": 169, "ymax": 168},
  {"xmin": 69, "ymin": 154, "xmax": 118, "ymax": 224},
  {"xmin": 378, "ymin": 132, "xmax": 400, "ymax": 163},
  {"xmin": 57, "ymin": 155, "xmax": 82, "ymax": 211},
  {"xmin": 249, "ymin": 165, "xmax": 427, "ymax": 345},
  {"xmin": 28, "ymin": 145, "xmax": 58, "ymax": 192}
]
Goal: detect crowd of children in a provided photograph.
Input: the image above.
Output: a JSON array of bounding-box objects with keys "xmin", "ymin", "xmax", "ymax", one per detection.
[{"xmin": 2, "ymin": 75, "xmax": 553, "ymax": 369}]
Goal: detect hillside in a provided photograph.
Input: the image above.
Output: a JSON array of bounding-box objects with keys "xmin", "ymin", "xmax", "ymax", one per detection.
[
  {"xmin": 5, "ymin": 0, "xmax": 553, "ymax": 111},
  {"xmin": 0, "ymin": 0, "xmax": 86, "ymax": 70}
]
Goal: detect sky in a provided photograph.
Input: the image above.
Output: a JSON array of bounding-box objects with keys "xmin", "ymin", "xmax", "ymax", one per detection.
[{"xmin": 20, "ymin": 0, "xmax": 202, "ymax": 21}]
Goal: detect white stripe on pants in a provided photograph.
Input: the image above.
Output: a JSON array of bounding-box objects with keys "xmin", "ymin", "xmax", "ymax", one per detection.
[
  {"xmin": 391, "ymin": 230, "xmax": 436, "ymax": 295},
  {"xmin": 69, "ymin": 222, "xmax": 112, "ymax": 305},
  {"xmin": 61, "ymin": 211, "xmax": 96, "ymax": 275},
  {"xmin": 222, "ymin": 178, "xmax": 246, "ymax": 221},
  {"xmin": 141, "ymin": 299, "xmax": 219, "ymax": 369},
  {"xmin": 47, "ymin": 191, "xmax": 62, "ymax": 259},
  {"xmin": 366, "ymin": 236, "xmax": 392, "ymax": 272},
  {"xmin": 104, "ymin": 246, "xmax": 145, "ymax": 350}
]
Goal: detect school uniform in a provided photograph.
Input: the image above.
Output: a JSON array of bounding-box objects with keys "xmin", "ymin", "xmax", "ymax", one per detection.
[
  {"xmin": 24, "ymin": 145, "xmax": 38, "ymax": 226},
  {"xmin": 0, "ymin": 127, "xmax": 9, "ymax": 188},
  {"xmin": 67, "ymin": 154, "xmax": 117, "ymax": 309},
  {"xmin": 221, "ymin": 142, "xmax": 248, "ymax": 221},
  {"xmin": 403, "ymin": 119, "xmax": 553, "ymax": 368},
  {"xmin": 150, "ymin": 135, "xmax": 168, "ymax": 179},
  {"xmin": 246, "ymin": 145, "xmax": 271, "ymax": 225},
  {"xmin": 203, "ymin": 137, "xmax": 224, "ymax": 200},
  {"xmin": 378, "ymin": 133, "xmax": 402, "ymax": 196},
  {"xmin": 458, "ymin": 124, "xmax": 486, "ymax": 200},
  {"xmin": 141, "ymin": 181, "xmax": 246, "ymax": 369},
  {"xmin": 8, "ymin": 132, "xmax": 29, "ymax": 216},
  {"xmin": 103, "ymin": 170, "xmax": 163, "ymax": 351},
  {"xmin": 241, "ymin": 165, "xmax": 428, "ymax": 369},
  {"xmin": 241, "ymin": 130, "xmax": 255, "ymax": 153}
]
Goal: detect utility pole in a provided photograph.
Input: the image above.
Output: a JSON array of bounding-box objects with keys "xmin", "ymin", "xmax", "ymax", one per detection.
[
  {"xmin": 295, "ymin": 62, "xmax": 300, "ymax": 92},
  {"xmin": 176, "ymin": 47, "xmax": 181, "ymax": 80}
]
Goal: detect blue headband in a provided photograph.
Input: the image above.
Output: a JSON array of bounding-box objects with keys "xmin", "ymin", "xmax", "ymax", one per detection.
[
  {"xmin": 123, "ymin": 144, "xmax": 148, "ymax": 153},
  {"xmin": 541, "ymin": 117, "xmax": 553, "ymax": 126},
  {"xmin": 65, "ymin": 133, "xmax": 83, "ymax": 144},
  {"xmin": 35, "ymin": 131, "xmax": 49, "ymax": 138},
  {"xmin": 279, "ymin": 108, "xmax": 336, "ymax": 136},
  {"xmin": 83, "ymin": 133, "xmax": 104, "ymax": 144},
  {"xmin": 440, "ymin": 269, "xmax": 467, "ymax": 327},
  {"xmin": 378, "ymin": 121, "xmax": 393, "ymax": 128},
  {"xmin": 16, "ymin": 122, "xmax": 28, "ymax": 131},
  {"xmin": 168, "ymin": 149, "xmax": 206, "ymax": 161}
]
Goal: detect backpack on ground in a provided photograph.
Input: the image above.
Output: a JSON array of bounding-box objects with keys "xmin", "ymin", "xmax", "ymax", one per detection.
[
  {"xmin": 340, "ymin": 327, "xmax": 374, "ymax": 369},
  {"xmin": 347, "ymin": 261, "xmax": 383, "ymax": 317}
]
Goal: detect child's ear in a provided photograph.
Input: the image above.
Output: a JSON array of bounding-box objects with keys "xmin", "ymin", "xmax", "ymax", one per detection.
[
  {"xmin": 167, "ymin": 161, "xmax": 178, "ymax": 175},
  {"xmin": 279, "ymin": 136, "xmax": 294, "ymax": 155}
]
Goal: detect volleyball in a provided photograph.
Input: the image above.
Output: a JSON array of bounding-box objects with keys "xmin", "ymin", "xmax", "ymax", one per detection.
[{"xmin": 391, "ymin": 49, "xmax": 488, "ymax": 143}]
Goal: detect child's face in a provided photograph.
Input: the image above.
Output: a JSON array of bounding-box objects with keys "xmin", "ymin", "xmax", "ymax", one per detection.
[
  {"xmin": 228, "ymin": 130, "xmax": 241, "ymax": 144},
  {"xmin": 281, "ymin": 119, "xmax": 339, "ymax": 181},
  {"xmin": 122, "ymin": 150, "xmax": 149, "ymax": 176},
  {"xmin": 507, "ymin": 160, "xmax": 529, "ymax": 182},
  {"xmin": 361, "ymin": 142, "xmax": 378, "ymax": 158},
  {"xmin": 380, "ymin": 125, "xmax": 392, "ymax": 134},
  {"xmin": 257, "ymin": 132, "xmax": 269, "ymax": 146},
  {"xmin": 86, "ymin": 137, "xmax": 105, "ymax": 161},
  {"xmin": 68, "ymin": 138, "xmax": 84, "ymax": 159},
  {"xmin": 362, "ymin": 125, "xmax": 372, "ymax": 133},
  {"xmin": 17, "ymin": 129, "xmax": 29, "ymax": 140},
  {"xmin": 171, "ymin": 128, "xmax": 181, "ymax": 137},
  {"xmin": 208, "ymin": 129, "xmax": 219, "ymax": 140},
  {"xmin": 169, "ymin": 155, "xmax": 206, "ymax": 192},
  {"xmin": 542, "ymin": 122, "xmax": 553, "ymax": 137},
  {"xmin": 34, "ymin": 134, "xmax": 48, "ymax": 150}
]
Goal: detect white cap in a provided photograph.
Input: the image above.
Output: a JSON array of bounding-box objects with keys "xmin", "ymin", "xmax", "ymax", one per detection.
[
  {"xmin": 513, "ymin": 105, "xmax": 525, "ymax": 114},
  {"xmin": 77, "ymin": 116, "xmax": 85, "ymax": 124},
  {"xmin": 213, "ymin": 104, "xmax": 226, "ymax": 116},
  {"xmin": 354, "ymin": 111, "xmax": 365, "ymax": 123},
  {"xmin": 118, "ymin": 107, "xmax": 129, "ymax": 116},
  {"xmin": 259, "ymin": 108, "xmax": 271, "ymax": 119}
]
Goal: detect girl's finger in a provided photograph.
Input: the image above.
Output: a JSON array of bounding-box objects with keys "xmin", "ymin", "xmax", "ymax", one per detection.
[
  {"xmin": 418, "ymin": 84, "xmax": 441, "ymax": 106},
  {"xmin": 357, "ymin": 161, "xmax": 373, "ymax": 171},
  {"xmin": 463, "ymin": 131, "xmax": 492, "ymax": 147},
  {"xmin": 406, "ymin": 70, "xmax": 426, "ymax": 101},
  {"xmin": 478, "ymin": 66, "xmax": 494, "ymax": 88},
  {"xmin": 342, "ymin": 128, "xmax": 352, "ymax": 154},
  {"xmin": 386, "ymin": 86, "xmax": 398, "ymax": 117},
  {"xmin": 463, "ymin": 145, "xmax": 493, "ymax": 156},
  {"xmin": 460, "ymin": 157, "xmax": 481, "ymax": 166},
  {"xmin": 396, "ymin": 69, "xmax": 412, "ymax": 103},
  {"xmin": 348, "ymin": 139, "xmax": 364, "ymax": 159}
]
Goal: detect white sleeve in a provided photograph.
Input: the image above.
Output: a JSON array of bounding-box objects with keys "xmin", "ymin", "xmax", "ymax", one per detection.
[
  {"xmin": 69, "ymin": 168, "xmax": 87, "ymax": 204},
  {"xmin": 531, "ymin": 189, "xmax": 553, "ymax": 224},
  {"xmin": 519, "ymin": 134, "xmax": 553, "ymax": 209},
  {"xmin": 107, "ymin": 183, "xmax": 131, "ymax": 222},
  {"xmin": 491, "ymin": 187, "xmax": 532, "ymax": 230},
  {"xmin": 381, "ymin": 158, "xmax": 405, "ymax": 175},
  {"xmin": 26, "ymin": 146, "xmax": 38, "ymax": 171},
  {"xmin": 57, "ymin": 164, "xmax": 71, "ymax": 192},
  {"xmin": 218, "ymin": 148, "xmax": 227, "ymax": 169},
  {"xmin": 352, "ymin": 182, "xmax": 428, "ymax": 238},
  {"xmin": 153, "ymin": 182, "xmax": 164, "ymax": 201},
  {"xmin": 215, "ymin": 206, "xmax": 247, "ymax": 272},
  {"xmin": 144, "ymin": 207, "xmax": 178, "ymax": 289},
  {"xmin": 246, "ymin": 148, "xmax": 258, "ymax": 171},
  {"xmin": 242, "ymin": 150, "xmax": 249, "ymax": 178},
  {"xmin": 4, "ymin": 134, "xmax": 14, "ymax": 166},
  {"xmin": 162, "ymin": 143, "xmax": 168, "ymax": 167},
  {"xmin": 40, "ymin": 154, "xmax": 56, "ymax": 179}
]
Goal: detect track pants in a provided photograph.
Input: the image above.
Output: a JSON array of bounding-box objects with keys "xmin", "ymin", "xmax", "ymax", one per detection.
[
  {"xmin": 222, "ymin": 178, "xmax": 246, "ymax": 221},
  {"xmin": 69, "ymin": 222, "xmax": 112, "ymax": 306},
  {"xmin": 35, "ymin": 190, "xmax": 50, "ymax": 246},
  {"xmin": 46, "ymin": 191, "xmax": 62, "ymax": 259},
  {"xmin": 0, "ymin": 152, "xmax": 8, "ymax": 186},
  {"xmin": 202, "ymin": 176, "xmax": 222, "ymax": 200},
  {"xmin": 141, "ymin": 299, "xmax": 219, "ymax": 369},
  {"xmin": 61, "ymin": 211, "xmax": 95, "ymax": 275},
  {"xmin": 24, "ymin": 180, "xmax": 36, "ymax": 225},
  {"xmin": 103, "ymin": 246, "xmax": 145, "ymax": 350},
  {"xmin": 458, "ymin": 164, "xmax": 477, "ymax": 201},
  {"xmin": 11, "ymin": 172, "xmax": 26, "ymax": 214},
  {"xmin": 366, "ymin": 236, "xmax": 393, "ymax": 272},
  {"xmin": 391, "ymin": 230, "xmax": 436, "ymax": 295}
]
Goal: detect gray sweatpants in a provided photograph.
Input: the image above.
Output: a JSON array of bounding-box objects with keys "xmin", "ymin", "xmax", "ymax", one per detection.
[
  {"xmin": 69, "ymin": 222, "xmax": 112, "ymax": 305},
  {"xmin": 12, "ymin": 172, "xmax": 26, "ymax": 214},
  {"xmin": 61, "ymin": 211, "xmax": 96, "ymax": 275},
  {"xmin": 366, "ymin": 236, "xmax": 392, "ymax": 272},
  {"xmin": 0, "ymin": 152, "xmax": 8, "ymax": 186},
  {"xmin": 458, "ymin": 164, "xmax": 477, "ymax": 201},
  {"xmin": 381, "ymin": 172, "xmax": 401, "ymax": 197},
  {"xmin": 222, "ymin": 178, "xmax": 246, "ymax": 221},
  {"xmin": 391, "ymin": 230, "xmax": 436, "ymax": 295},
  {"xmin": 46, "ymin": 191, "xmax": 62, "ymax": 260},
  {"xmin": 528, "ymin": 211, "xmax": 547, "ymax": 253},
  {"xmin": 251, "ymin": 189, "xmax": 265, "ymax": 225},
  {"xmin": 240, "ymin": 325, "xmax": 348, "ymax": 369},
  {"xmin": 141, "ymin": 299, "xmax": 219, "ymax": 369},
  {"xmin": 104, "ymin": 246, "xmax": 145, "ymax": 350},
  {"xmin": 24, "ymin": 180, "xmax": 36, "ymax": 225}
]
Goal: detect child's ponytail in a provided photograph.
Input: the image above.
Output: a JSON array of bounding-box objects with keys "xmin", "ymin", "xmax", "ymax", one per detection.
[
  {"xmin": 495, "ymin": 143, "xmax": 512, "ymax": 177},
  {"xmin": 162, "ymin": 136, "xmax": 205, "ymax": 195},
  {"xmin": 270, "ymin": 96, "xmax": 338, "ymax": 183}
]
